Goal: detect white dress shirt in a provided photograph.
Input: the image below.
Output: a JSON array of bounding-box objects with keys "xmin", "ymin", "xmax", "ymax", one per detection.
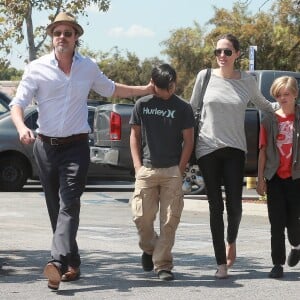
[{"xmin": 11, "ymin": 51, "xmax": 115, "ymax": 137}]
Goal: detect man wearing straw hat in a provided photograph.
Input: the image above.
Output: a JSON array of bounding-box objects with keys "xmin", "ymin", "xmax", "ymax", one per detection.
[{"xmin": 10, "ymin": 11, "xmax": 154, "ymax": 290}]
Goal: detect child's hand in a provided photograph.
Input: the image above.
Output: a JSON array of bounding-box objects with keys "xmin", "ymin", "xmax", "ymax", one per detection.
[{"xmin": 256, "ymin": 178, "xmax": 266, "ymax": 196}]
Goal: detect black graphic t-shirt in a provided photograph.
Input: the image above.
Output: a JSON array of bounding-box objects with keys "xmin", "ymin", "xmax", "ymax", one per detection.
[{"xmin": 129, "ymin": 94, "xmax": 194, "ymax": 168}]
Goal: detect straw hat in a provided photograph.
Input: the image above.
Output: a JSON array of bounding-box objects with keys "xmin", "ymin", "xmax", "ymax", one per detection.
[{"xmin": 46, "ymin": 12, "xmax": 84, "ymax": 36}]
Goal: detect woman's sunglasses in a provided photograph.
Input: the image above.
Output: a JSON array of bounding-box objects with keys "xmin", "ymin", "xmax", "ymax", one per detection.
[
  {"xmin": 214, "ymin": 49, "xmax": 233, "ymax": 57},
  {"xmin": 53, "ymin": 30, "xmax": 74, "ymax": 38}
]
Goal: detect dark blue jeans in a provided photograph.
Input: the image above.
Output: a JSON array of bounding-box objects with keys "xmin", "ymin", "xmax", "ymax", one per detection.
[
  {"xmin": 198, "ymin": 147, "xmax": 245, "ymax": 265},
  {"xmin": 34, "ymin": 137, "xmax": 90, "ymax": 272},
  {"xmin": 266, "ymin": 175, "xmax": 300, "ymax": 265}
]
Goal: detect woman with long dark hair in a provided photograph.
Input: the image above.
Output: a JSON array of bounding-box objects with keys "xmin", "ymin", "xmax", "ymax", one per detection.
[{"xmin": 190, "ymin": 33, "xmax": 276, "ymax": 279}]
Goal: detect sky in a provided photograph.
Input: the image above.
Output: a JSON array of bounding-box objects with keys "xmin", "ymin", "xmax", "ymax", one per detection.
[{"xmin": 8, "ymin": 0, "xmax": 275, "ymax": 69}]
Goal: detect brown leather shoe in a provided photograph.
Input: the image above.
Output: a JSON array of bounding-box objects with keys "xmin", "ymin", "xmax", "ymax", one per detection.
[
  {"xmin": 61, "ymin": 266, "xmax": 80, "ymax": 282},
  {"xmin": 43, "ymin": 262, "xmax": 62, "ymax": 290}
]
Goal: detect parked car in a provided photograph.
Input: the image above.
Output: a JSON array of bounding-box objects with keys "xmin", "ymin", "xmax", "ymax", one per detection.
[
  {"xmin": 0, "ymin": 104, "xmax": 134, "ymax": 191},
  {"xmin": 0, "ymin": 92, "xmax": 11, "ymax": 115}
]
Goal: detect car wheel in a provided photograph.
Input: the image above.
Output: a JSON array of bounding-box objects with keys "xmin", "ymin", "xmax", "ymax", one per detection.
[
  {"xmin": 182, "ymin": 164, "xmax": 206, "ymax": 195},
  {"xmin": 0, "ymin": 156, "xmax": 30, "ymax": 191}
]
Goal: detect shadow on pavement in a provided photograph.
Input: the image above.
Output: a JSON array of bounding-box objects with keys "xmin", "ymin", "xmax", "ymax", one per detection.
[{"xmin": 1, "ymin": 249, "xmax": 299, "ymax": 296}]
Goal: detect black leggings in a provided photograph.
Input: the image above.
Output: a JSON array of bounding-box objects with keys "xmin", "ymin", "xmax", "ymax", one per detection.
[
  {"xmin": 267, "ymin": 175, "xmax": 300, "ymax": 265},
  {"xmin": 198, "ymin": 147, "xmax": 245, "ymax": 265}
]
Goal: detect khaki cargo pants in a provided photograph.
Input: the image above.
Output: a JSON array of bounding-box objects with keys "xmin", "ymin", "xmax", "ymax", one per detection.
[{"xmin": 131, "ymin": 165, "xmax": 184, "ymax": 272}]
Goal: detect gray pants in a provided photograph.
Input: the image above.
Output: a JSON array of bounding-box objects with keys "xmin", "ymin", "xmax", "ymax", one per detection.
[{"xmin": 33, "ymin": 137, "xmax": 90, "ymax": 272}]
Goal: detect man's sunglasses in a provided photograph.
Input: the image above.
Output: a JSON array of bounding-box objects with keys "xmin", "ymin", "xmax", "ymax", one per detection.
[
  {"xmin": 214, "ymin": 49, "xmax": 233, "ymax": 57},
  {"xmin": 53, "ymin": 30, "xmax": 74, "ymax": 38}
]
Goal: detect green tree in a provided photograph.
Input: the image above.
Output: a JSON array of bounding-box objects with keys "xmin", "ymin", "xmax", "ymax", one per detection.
[
  {"xmin": 86, "ymin": 47, "xmax": 164, "ymax": 103},
  {"xmin": 160, "ymin": 22, "xmax": 210, "ymax": 99},
  {"xmin": 0, "ymin": 62, "xmax": 23, "ymax": 80},
  {"xmin": 267, "ymin": 0, "xmax": 300, "ymax": 70},
  {"xmin": 161, "ymin": 0, "xmax": 299, "ymax": 99},
  {"xmin": 0, "ymin": 0, "xmax": 110, "ymax": 65},
  {"xmin": 206, "ymin": 0, "xmax": 300, "ymax": 70}
]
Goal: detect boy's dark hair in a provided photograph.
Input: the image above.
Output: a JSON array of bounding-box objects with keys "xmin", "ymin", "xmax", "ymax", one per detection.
[{"xmin": 151, "ymin": 64, "xmax": 177, "ymax": 90}]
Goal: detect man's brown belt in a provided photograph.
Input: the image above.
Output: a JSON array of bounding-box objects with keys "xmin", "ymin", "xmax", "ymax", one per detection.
[{"xmin": 38, "ymin": 133, "xmax": 88, "ymax": 146}]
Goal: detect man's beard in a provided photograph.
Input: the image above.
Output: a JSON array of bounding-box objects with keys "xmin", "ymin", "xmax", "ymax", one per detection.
[{"xmin": 56, "ymin": 45, "xmax": 67, "ymax": 53}]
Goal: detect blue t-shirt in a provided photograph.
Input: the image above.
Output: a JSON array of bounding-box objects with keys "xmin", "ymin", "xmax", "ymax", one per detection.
[{"xmin": 129, "ymin": 94, "xmax": 195, "ymax": 168}]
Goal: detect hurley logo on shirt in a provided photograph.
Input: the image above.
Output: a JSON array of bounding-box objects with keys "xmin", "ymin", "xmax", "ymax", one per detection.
[{"xmin": 143, "ymin": 107, "xmax": 176, "ymax": 119}]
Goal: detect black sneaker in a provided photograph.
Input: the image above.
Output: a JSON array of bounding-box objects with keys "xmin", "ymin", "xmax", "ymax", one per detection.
[
  {"xmin": 141, "ymin": 252, "xmax": 153, "ymax": 272},
  {"xmin": 268, "ymin": 265, "xmax": 283, "ymax": 279},
  {"xmin": 158, "ymin": 270, "xmax": 174, "ymax": 281},
  {"xmin": 287, "ymin": 249, "xmax": 300, "ymax": 267}
]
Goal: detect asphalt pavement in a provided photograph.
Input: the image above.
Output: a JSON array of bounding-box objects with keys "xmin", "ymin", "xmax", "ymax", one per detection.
[{"xmin": 0, "ymin": 185, "xmax": 299, "ymax": 299}]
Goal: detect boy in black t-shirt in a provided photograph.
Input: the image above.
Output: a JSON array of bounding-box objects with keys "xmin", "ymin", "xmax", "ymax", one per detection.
[{"xmin": 129, "ymin": 64, "xmax": 195, "ymax": 281}]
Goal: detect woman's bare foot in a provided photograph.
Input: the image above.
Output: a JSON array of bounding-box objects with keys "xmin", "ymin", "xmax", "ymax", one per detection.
[
  {"xmin": 226, "ymin": 242, "xmax": 236, "ymax": 268},
  {"xmin": 215, "ymin": 264, "xmax": 228, "ymax": 279}
]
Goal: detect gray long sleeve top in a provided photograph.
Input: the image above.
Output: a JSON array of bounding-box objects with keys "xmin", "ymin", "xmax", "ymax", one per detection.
[{"xmin": 190, "ymin": 69, "xmax": 276, "ymax": 159}]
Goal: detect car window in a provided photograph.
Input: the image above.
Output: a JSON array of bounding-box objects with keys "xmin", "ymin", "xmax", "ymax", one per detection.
[
  {"xmin": 0, "ymin": 92, "xmax": 11, "ymax": 104},
  {"xmin": 24, "ymin": 110, "xmax": 38, "ymax": 130},
  {"xmin": 0, "ymin": 93, "xmax": 10, "ymax": 115},
  {"xmin": 0, "ymin": 101, "xmax": 9, "ymax": 115}
]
